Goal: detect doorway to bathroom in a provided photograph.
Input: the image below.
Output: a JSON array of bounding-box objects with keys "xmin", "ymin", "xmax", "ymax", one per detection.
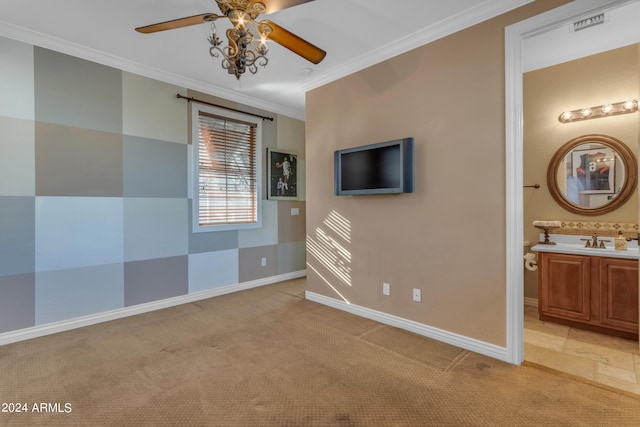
[{"xmin": 505, "ymin": 0, "xmax": 640, "ymax": 377}]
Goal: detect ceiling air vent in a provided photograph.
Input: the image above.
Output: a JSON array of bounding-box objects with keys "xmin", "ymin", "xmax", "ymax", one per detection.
[{"xmin": 572, "ymin": 13, "xmax": 605, "ymax": 32}]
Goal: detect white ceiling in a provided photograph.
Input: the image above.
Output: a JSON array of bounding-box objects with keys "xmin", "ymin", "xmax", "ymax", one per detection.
[{"xmin": 0, "ymin": 0, "xmax": 532, "ymax": 120}]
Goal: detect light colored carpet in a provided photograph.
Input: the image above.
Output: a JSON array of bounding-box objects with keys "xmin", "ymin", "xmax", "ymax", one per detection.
[
  {"xmin": 360, "ymin": 325, "xmax": 466, "ymax": 371},
  {"xmin": 1, "ymin": 278, "xmax": 639, "ymax": 426}
]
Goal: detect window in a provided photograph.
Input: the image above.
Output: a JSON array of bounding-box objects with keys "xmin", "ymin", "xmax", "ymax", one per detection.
[{"xmin": 192, "ymin": 103, "xmax": 262, "ymax": 232}]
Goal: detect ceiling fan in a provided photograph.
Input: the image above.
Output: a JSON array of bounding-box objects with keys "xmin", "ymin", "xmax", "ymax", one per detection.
[{"xmin": 135, "ymin": 0, "xmax": 326, "ymax": 79}]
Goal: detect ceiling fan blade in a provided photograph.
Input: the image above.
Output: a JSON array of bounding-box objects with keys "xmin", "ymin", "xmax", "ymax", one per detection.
[
  {"xmin": 261, "ymin": 20, "xmax": 326, "ymax": 64},
  {"xmin": 258, "ymin": 0, "xmax": 314, "ymax": 15},
  {"xmin": 135, "ymin": 13, "xmax": 218, "ymax": 34}
]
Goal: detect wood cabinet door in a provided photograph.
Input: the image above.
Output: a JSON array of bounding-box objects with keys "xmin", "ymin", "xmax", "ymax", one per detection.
[
  {"xmin": 539, "ymin": 253, "xmax": 591, "ymax": 321},
  {"xmin": 599, "ymin": 257, "xmax": 639, "ymax": 333}
]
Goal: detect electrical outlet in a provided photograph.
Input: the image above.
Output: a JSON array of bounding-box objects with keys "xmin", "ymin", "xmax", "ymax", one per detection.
[
  {"xmin": 412, "ymin": 288, "xmax": 421, "ymax": 302},
  {"xmin": 261, "ymin": 257, "xmax": 266, "ymax": 267},
  {"xmin": 382, "ymin": 282, "xmax": 390, "ymax": 296}
]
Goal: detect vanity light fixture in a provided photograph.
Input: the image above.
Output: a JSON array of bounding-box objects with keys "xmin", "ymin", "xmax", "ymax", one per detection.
[{"xmin": 558, "ymin": 99, "xmax": 638, "ymax": 123}]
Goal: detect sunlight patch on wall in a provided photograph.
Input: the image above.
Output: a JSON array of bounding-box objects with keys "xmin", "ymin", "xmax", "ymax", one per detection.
[
  {"xmin": 306, "ymin": 263, "xmax": 350, "ymax": 304},
  {"xmin": 306, "ymin": 210, "xmax": 352, "ymax": 300},
  {"xmin": 323, "ymin": 210, "xmax": 351, "ymax": 244}
]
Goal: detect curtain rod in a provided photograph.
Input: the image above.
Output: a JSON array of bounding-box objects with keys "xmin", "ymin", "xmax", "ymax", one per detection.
[{"xmin": 176, "ymin": 94, "xmax": 274, "ymax": 121}]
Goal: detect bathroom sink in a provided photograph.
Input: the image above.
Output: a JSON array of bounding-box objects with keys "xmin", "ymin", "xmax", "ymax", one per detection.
[{"xmin": 531, "ymin": 234, "xmax": 640, "ymax": 259}]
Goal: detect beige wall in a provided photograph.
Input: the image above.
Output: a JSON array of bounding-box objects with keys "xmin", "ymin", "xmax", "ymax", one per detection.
[
  {"xmin": 305, "ymin": 0, "xmax": 570, "ymax": 347},
  {"xmin": 523, "ymin": 44, "xmax": 640, "ymax": 299}
]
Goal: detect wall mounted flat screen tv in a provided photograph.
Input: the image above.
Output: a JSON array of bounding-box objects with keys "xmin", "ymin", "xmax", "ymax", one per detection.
[{"xmin": 334, "ymin": 137, "xmax": 414, "ymax": 195}]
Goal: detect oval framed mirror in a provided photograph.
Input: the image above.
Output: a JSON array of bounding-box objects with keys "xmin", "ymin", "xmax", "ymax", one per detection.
[{"xmin": 547, "ymin": 134, "xmax": 637, "ymax": 215}]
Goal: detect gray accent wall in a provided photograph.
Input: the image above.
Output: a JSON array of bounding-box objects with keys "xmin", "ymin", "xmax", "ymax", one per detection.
[{"xmin": 0, "ymin": 36, "xmax": 306, "ymax": 335}]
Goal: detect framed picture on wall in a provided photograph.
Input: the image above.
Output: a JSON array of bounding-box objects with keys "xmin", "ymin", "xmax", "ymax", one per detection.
[
  {"xmin": 570, "ymin": 146, "xmax": 616, "ymax": 194},
  {"xmin": 267, "ymin": 148, "xmax": 298, "ymax": 200}
]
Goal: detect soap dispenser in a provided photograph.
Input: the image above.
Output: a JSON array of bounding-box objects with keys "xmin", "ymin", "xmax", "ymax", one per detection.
[{"xmin": 615, "ymin": 231, "xmax": 627, "ymax": 250}]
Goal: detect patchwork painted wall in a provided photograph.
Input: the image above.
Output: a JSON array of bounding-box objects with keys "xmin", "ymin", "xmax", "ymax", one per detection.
[{"xmin": 0, "ymin": 36, "xmax": 306, "ymax": 335}]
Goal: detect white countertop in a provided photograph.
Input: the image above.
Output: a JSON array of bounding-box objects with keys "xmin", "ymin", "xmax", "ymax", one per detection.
[{"xmin": 531, "ymin": 234, "xmax": 640, "ymax": 260}]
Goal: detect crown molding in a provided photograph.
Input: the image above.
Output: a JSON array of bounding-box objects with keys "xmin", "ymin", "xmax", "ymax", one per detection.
[{"xmin": 300, "ymin": 0, "xmax": 533, "ymax": 92}]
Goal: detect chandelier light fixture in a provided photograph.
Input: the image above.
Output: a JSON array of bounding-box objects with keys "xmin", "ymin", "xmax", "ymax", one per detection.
[
  {"xmin": 135, "ymin": 0, "xmax": 326, "ymax": 81},
  {"xmin": 208, "ymin": 1, "xmax": 271, "ymax": 79}
]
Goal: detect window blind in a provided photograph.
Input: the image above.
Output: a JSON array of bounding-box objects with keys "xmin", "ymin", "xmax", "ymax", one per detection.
[{"xmin": 197, "ymin": 111, "xmax": 257, "ymax": 226}]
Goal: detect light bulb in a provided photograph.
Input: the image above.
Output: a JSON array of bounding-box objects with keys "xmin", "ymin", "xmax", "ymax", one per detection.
[
  {"xmin": 560, "ymin": 111, "xmax": 573, "ymax": 122},
  {"xmin": 229, "ymin": 10, "xmax": 247, "ymax": 27},
  {"xmin": 581, "ymin": 108, "xmax": 592, "ymax": 118},
  {"xmin": 623, "ymin": 100, "xmax": 637, "ymax": 111},
  {"xmin": 601, "ymin": 104, "xmax": 613, "ymax": 114}
]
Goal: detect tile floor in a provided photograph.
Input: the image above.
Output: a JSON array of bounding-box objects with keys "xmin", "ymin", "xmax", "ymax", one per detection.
[{"xmin": 524, "ymin": 305, "xmax": 640, "ymax": 395}]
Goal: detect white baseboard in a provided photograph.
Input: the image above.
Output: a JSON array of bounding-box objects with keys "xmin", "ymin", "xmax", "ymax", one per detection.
[
  {"xmin": 524, "ymin": 297, "xmax": 538, "ymax": 308},
  {"xmin": 0, "ymin": 270, "xmax": 306, "ymax": 346},
  {"xmin": 305, "ymin": 291, "xmax": 510, "ymax": 363}
]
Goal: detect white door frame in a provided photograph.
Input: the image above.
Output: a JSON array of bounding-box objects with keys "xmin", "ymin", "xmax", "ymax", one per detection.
[{"xmin": 504, "ymin": 0, "xmax": 637, "ymax": 365}]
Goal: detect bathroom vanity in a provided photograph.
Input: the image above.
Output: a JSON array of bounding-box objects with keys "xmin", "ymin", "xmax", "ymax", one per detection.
[
  {"xmin": 532, "ymin": 134, "xmax": 639, "ymax": 339},
  {"xmin": 533, "ymin": 237, "xmax": 639, "ymax": 340}
]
